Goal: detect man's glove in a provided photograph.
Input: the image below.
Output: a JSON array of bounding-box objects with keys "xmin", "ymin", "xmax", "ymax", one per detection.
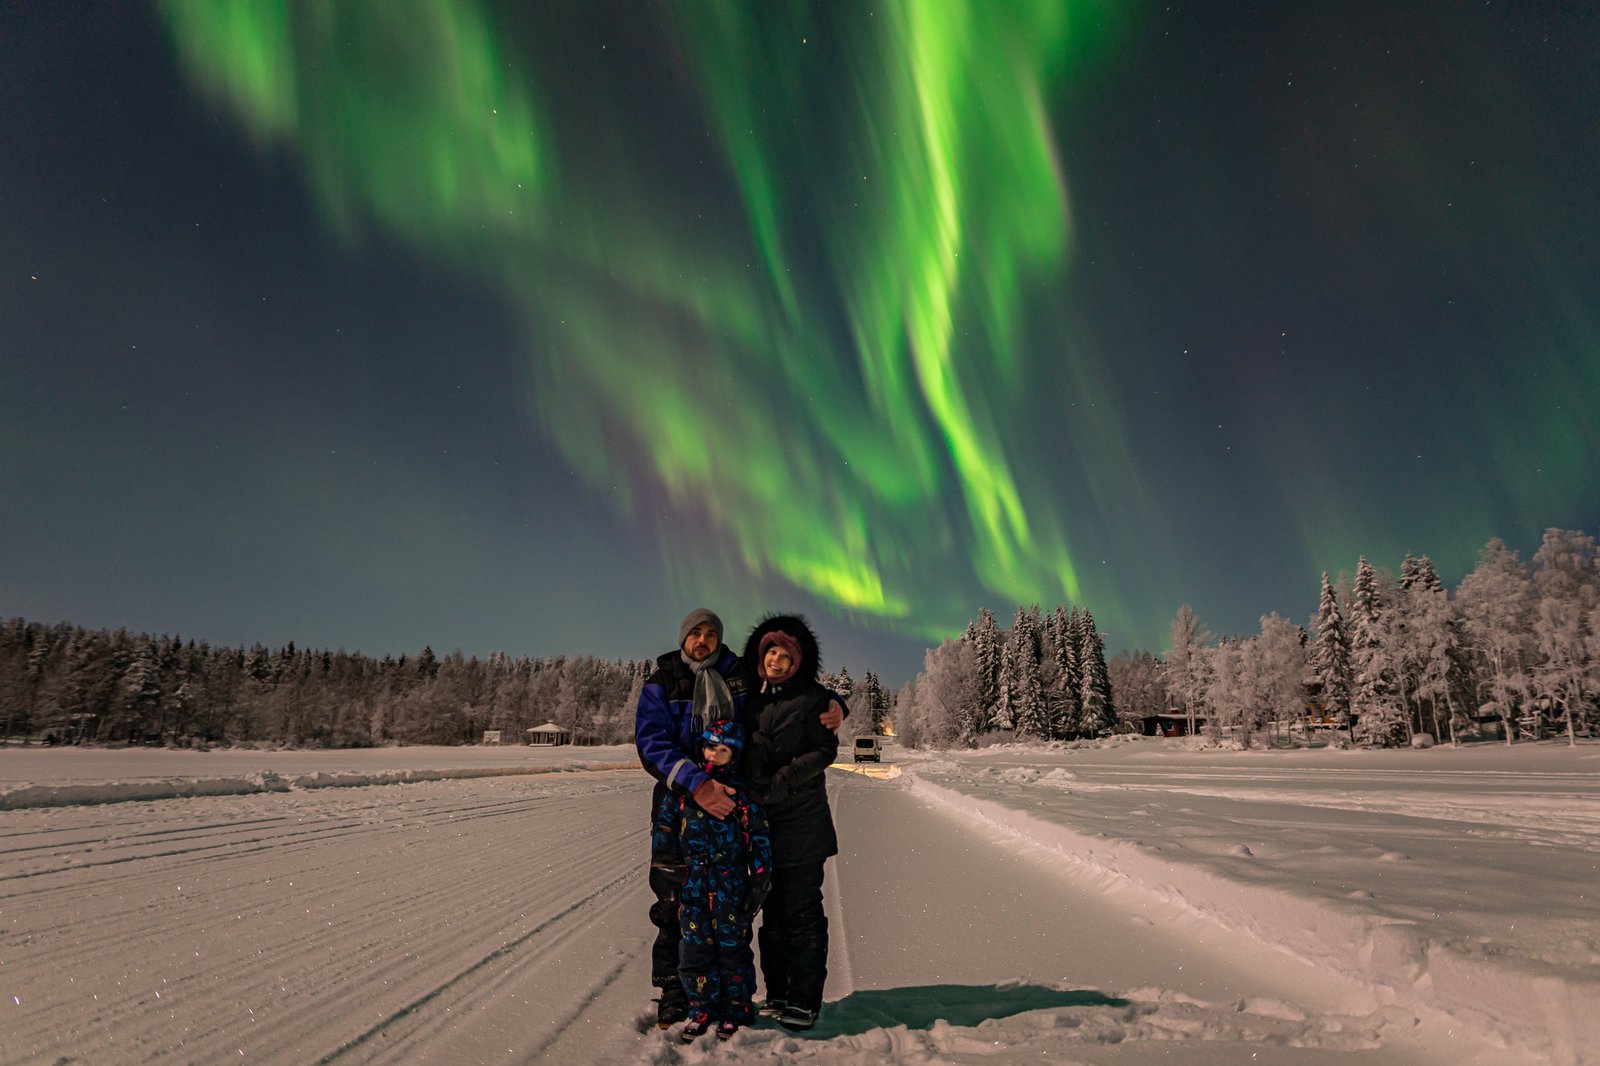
[{"xmin": 692, "ymin": 778, "xmax": 736, "ymax": 818}]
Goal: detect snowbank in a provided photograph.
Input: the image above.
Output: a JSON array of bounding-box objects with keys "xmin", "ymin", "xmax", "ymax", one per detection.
[
  {"xmin": 907, "ymin": 740, "xmax": 1600, "ymax": 1065},
  {"xmin": 0, "ymin": 744, "xmax": 636, "ymax": 808}
]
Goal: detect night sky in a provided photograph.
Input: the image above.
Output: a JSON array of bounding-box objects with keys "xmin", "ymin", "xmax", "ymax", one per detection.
[{"xmin": 4, "ymin": 2, "xmax": 1597, "ymax": 685}]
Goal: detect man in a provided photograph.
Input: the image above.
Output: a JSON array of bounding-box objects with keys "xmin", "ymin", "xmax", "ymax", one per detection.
[{"xmin": 635, "ymin": 608, "xmax": 843, "ymax": 1029}]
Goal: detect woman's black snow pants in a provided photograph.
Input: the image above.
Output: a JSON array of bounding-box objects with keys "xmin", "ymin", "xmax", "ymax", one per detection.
[{"xmin": 756, "ymin": 860, "xmax": 828, "ymax": 1011}]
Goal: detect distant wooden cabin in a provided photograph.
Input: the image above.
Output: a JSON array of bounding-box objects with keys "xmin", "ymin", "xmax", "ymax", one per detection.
[
  {"xmin": 1142, "ymin": 713, "xmax": 1208, "ymax": 738},
  {"xmin": 526, "ymin": 722, "xmax": 572, "ymax": 746}
]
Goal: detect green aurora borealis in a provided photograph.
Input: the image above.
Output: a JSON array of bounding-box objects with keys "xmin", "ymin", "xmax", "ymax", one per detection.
[
  {"xmin": 4, "ymin": 1, "xmax": 1596, "ymax": 677},
  {"xmin": 158, "ymin": 0, "xmax": 1111, "ymax": 638}
]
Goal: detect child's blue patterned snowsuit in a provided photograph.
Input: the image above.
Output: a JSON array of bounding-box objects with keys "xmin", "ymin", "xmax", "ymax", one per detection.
[{"xmin": 658, "ymin": 747, "xmax": 771, "ymax": 1023}]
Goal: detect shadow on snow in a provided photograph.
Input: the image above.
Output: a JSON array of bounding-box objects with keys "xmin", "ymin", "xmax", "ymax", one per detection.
[{"xmin": 790, "ymin": 983, "xmax": 1130, "ymax": 1039}]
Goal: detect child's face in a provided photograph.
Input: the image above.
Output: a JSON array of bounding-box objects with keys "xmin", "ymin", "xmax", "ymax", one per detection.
[{"xmin": 703, "ymin": 743, "xmax": 734, "ymax": 766}]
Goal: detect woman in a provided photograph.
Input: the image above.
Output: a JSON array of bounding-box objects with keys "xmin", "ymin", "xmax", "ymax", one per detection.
[{"xmin": 740, "ymin": 614, "xmax": 839, "ymax": 1032}]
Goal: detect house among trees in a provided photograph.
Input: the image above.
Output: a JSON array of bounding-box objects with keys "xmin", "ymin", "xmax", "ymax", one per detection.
[
  {"xmin": 526, "ymin": 722, "xmax": 572, "ymax": 746},
  {"xmin": 1141, "ymin": 712, "xmax": 1208, "ymax": 737}
]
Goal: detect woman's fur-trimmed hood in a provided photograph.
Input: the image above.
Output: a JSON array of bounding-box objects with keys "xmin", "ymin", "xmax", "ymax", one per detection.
[{"xmin": 740, "ymin": 613, "xmax": 822, "ymax": 690}]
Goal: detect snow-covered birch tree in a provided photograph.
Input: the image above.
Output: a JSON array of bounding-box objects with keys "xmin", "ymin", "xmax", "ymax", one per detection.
[
  {"xmin": 1165, "ymin": 605, "xmax": 1211, "ymax": 736},
  {"xmin": 1254, "ymin": 613, "xmax": 1309, "ymax": 743},
  {"xmin": 1456, "ymin": 538, "xmax": 1535, "ymax": 745},
  {"xmin": 1530, "ymin": 529, "xmax": 1598, "ymax": 744}
]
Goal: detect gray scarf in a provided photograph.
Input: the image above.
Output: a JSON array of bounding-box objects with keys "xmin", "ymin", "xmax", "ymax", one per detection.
[{"xmin": 683, "ymin": 649, "xmax": 733, "ymax": 735}]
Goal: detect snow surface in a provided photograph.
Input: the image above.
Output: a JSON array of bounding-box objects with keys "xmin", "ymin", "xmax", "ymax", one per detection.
[{"xmin": 1, "ymin": 737, "xmax": 1596, "ymax": 1064}]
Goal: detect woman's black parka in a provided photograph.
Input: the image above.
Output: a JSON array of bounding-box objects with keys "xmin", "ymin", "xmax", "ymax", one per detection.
[{"xmin": 740, "ymin": 614, "xmax": 839, "ymax": 868}]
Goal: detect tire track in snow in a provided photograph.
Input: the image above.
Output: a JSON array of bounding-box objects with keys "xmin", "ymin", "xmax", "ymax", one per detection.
[
  {"xmin": 313, "ymin": 867, "xmax": 640, "ymax": 1063},
  {"xmin": 0, "ymin": 773, "xmax": 656, "ymax": 1064}
]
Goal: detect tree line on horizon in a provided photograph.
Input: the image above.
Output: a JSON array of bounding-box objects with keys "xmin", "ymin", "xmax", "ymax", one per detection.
[
  {"xmin": 0, "ymin": 624, "xmax": 658, "ymax": 748},
  {"xmin": 0, "ymin": 619, "xmax": 894, "ymax": 750},
  {"xmin": 884, "ymin": 529, "xmax": 1599, "ymax": 751},
  {"xmin": 4, "ymin": 529, "xmax": 1593, "ymax": 751},
  {"xmin": 1157, "ymin": 529, "xmax": 1599, "ymax": 748}
]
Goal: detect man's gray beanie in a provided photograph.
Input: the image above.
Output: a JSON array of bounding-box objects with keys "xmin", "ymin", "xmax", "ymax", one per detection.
[{"xmin": 679, "ymin": 608, "xmax": 724, "ymax": 648}]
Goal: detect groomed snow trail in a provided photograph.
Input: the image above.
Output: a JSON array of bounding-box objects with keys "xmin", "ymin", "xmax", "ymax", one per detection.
[
  {"xmin": 0, "ymin": 773, "xmax": 659, "ymax": 1064},
  {"xmin": 0, "ymin": 757, "xmax": 1537, "ymax": 1064},
  {"xmin": 645, "ymin": 768, "xmax": 1503, "ymax": 1065}
]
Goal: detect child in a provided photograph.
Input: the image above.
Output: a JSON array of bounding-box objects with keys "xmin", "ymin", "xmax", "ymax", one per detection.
[{"xmin": 655, "ymin": 719, "xmax": 772, "ymax": 1041}]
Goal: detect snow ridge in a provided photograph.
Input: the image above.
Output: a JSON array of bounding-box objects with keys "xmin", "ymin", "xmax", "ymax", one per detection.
[
  {"xmin": 908, "ymin": 772, "xmax": 1599, "ymax": 1066},
  {"xmin": 0, "ymin": 761, "xmax": 635, "ymax": 810}
]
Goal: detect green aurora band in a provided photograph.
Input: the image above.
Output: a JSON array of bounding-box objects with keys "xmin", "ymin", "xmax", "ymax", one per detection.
[{"xmin": 159, "ymin": 0, "xmax": 1118, "ymax": 639}]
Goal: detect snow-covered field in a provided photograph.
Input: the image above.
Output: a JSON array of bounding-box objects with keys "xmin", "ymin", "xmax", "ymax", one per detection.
[{"xmin": 2, "ymin": 737, "xmax": 1596, "ymax": 1064}]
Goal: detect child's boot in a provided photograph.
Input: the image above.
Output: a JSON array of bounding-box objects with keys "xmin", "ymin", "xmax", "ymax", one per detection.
[{"xmin": 680, "ymin": 1011, "xmax": 712, "ymax": 1042}]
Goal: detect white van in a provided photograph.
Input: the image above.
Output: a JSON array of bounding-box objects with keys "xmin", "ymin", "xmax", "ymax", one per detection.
[{"xmin": 852, "ymin": 736, "xmax": 882, "ymax": 763}]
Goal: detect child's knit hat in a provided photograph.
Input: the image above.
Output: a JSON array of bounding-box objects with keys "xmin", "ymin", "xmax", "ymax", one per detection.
[{"xmin": 700, "ymin": 719, "xmax": 744, "ymax": 753}]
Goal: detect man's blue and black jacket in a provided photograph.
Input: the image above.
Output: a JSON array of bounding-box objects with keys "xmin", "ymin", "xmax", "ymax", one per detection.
[{"xmin": 635, "ymin": 645, "xmax": 749, "ymax": 801}]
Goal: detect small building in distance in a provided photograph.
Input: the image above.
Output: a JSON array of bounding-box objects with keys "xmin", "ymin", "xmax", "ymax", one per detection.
[
  {"xmin": 526, "ymin": 722, "xmax": 572, "ymax": 746},
  {"xmin": 1141, "ymin": 712, "xmax": 1209, "ymax": 738}
]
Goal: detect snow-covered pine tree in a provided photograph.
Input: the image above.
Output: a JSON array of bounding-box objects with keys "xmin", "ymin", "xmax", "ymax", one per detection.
[
  {"xmin": 993, "ymin": 607, "xmax": 1027, "ymax": 732},
  {"xmin": 1045, "ymin": 606, "xmax": 1067, "ymax": 674},
  {"xmin": 1398, "ymin": 553, "xmax": 1461, "ymax": 742},
  {"xmin": 1350, "ymin": 556, "xmax": 1405, "ymax": 747},
  {"xmin": 835, "ymin": 666, "xmax": 854, "ymax": 704},
  {"xmin": 972, "ymin": 608, "xmax": 1001, "ymax": 734},
  {"xmin": 1309, "ymin": 573, "xmax": 1352, "ymax": 730},
  {"xmin": 1011, "ymin": 609, "xmax": 1049, "ymax": 740},
  {"xmin": 1057, "ymin": 607, "xmax": 1084, "ymax": 735},
  {"xmin": 1043, "ymin": 605, "xmax": 1073, "ymax": 737},
  {"xmin": 1389, "ymin": 552, "xmax": 1435, "ymax": 737},
  {"xmin": 855, "ymin": 670, "xmax": 884, "ymax": 734},
  {"xmin": 1078, "ymin": 610, "xmax": 1114, "ymax": 736},
  {"xmin": 1399, "ymin": 552, "xmax": 1422, "ymax": 592},
  {"xmin": 115, "ymin": 640, "xmax": 164, "ymax": 743},
  {"xmin": 864, "ymin": 670, "xmax": 890, "ymax": 734},
  {"xmin": 1414, "ymin": 555, "xmax": 1444, "ymax": 593}
]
